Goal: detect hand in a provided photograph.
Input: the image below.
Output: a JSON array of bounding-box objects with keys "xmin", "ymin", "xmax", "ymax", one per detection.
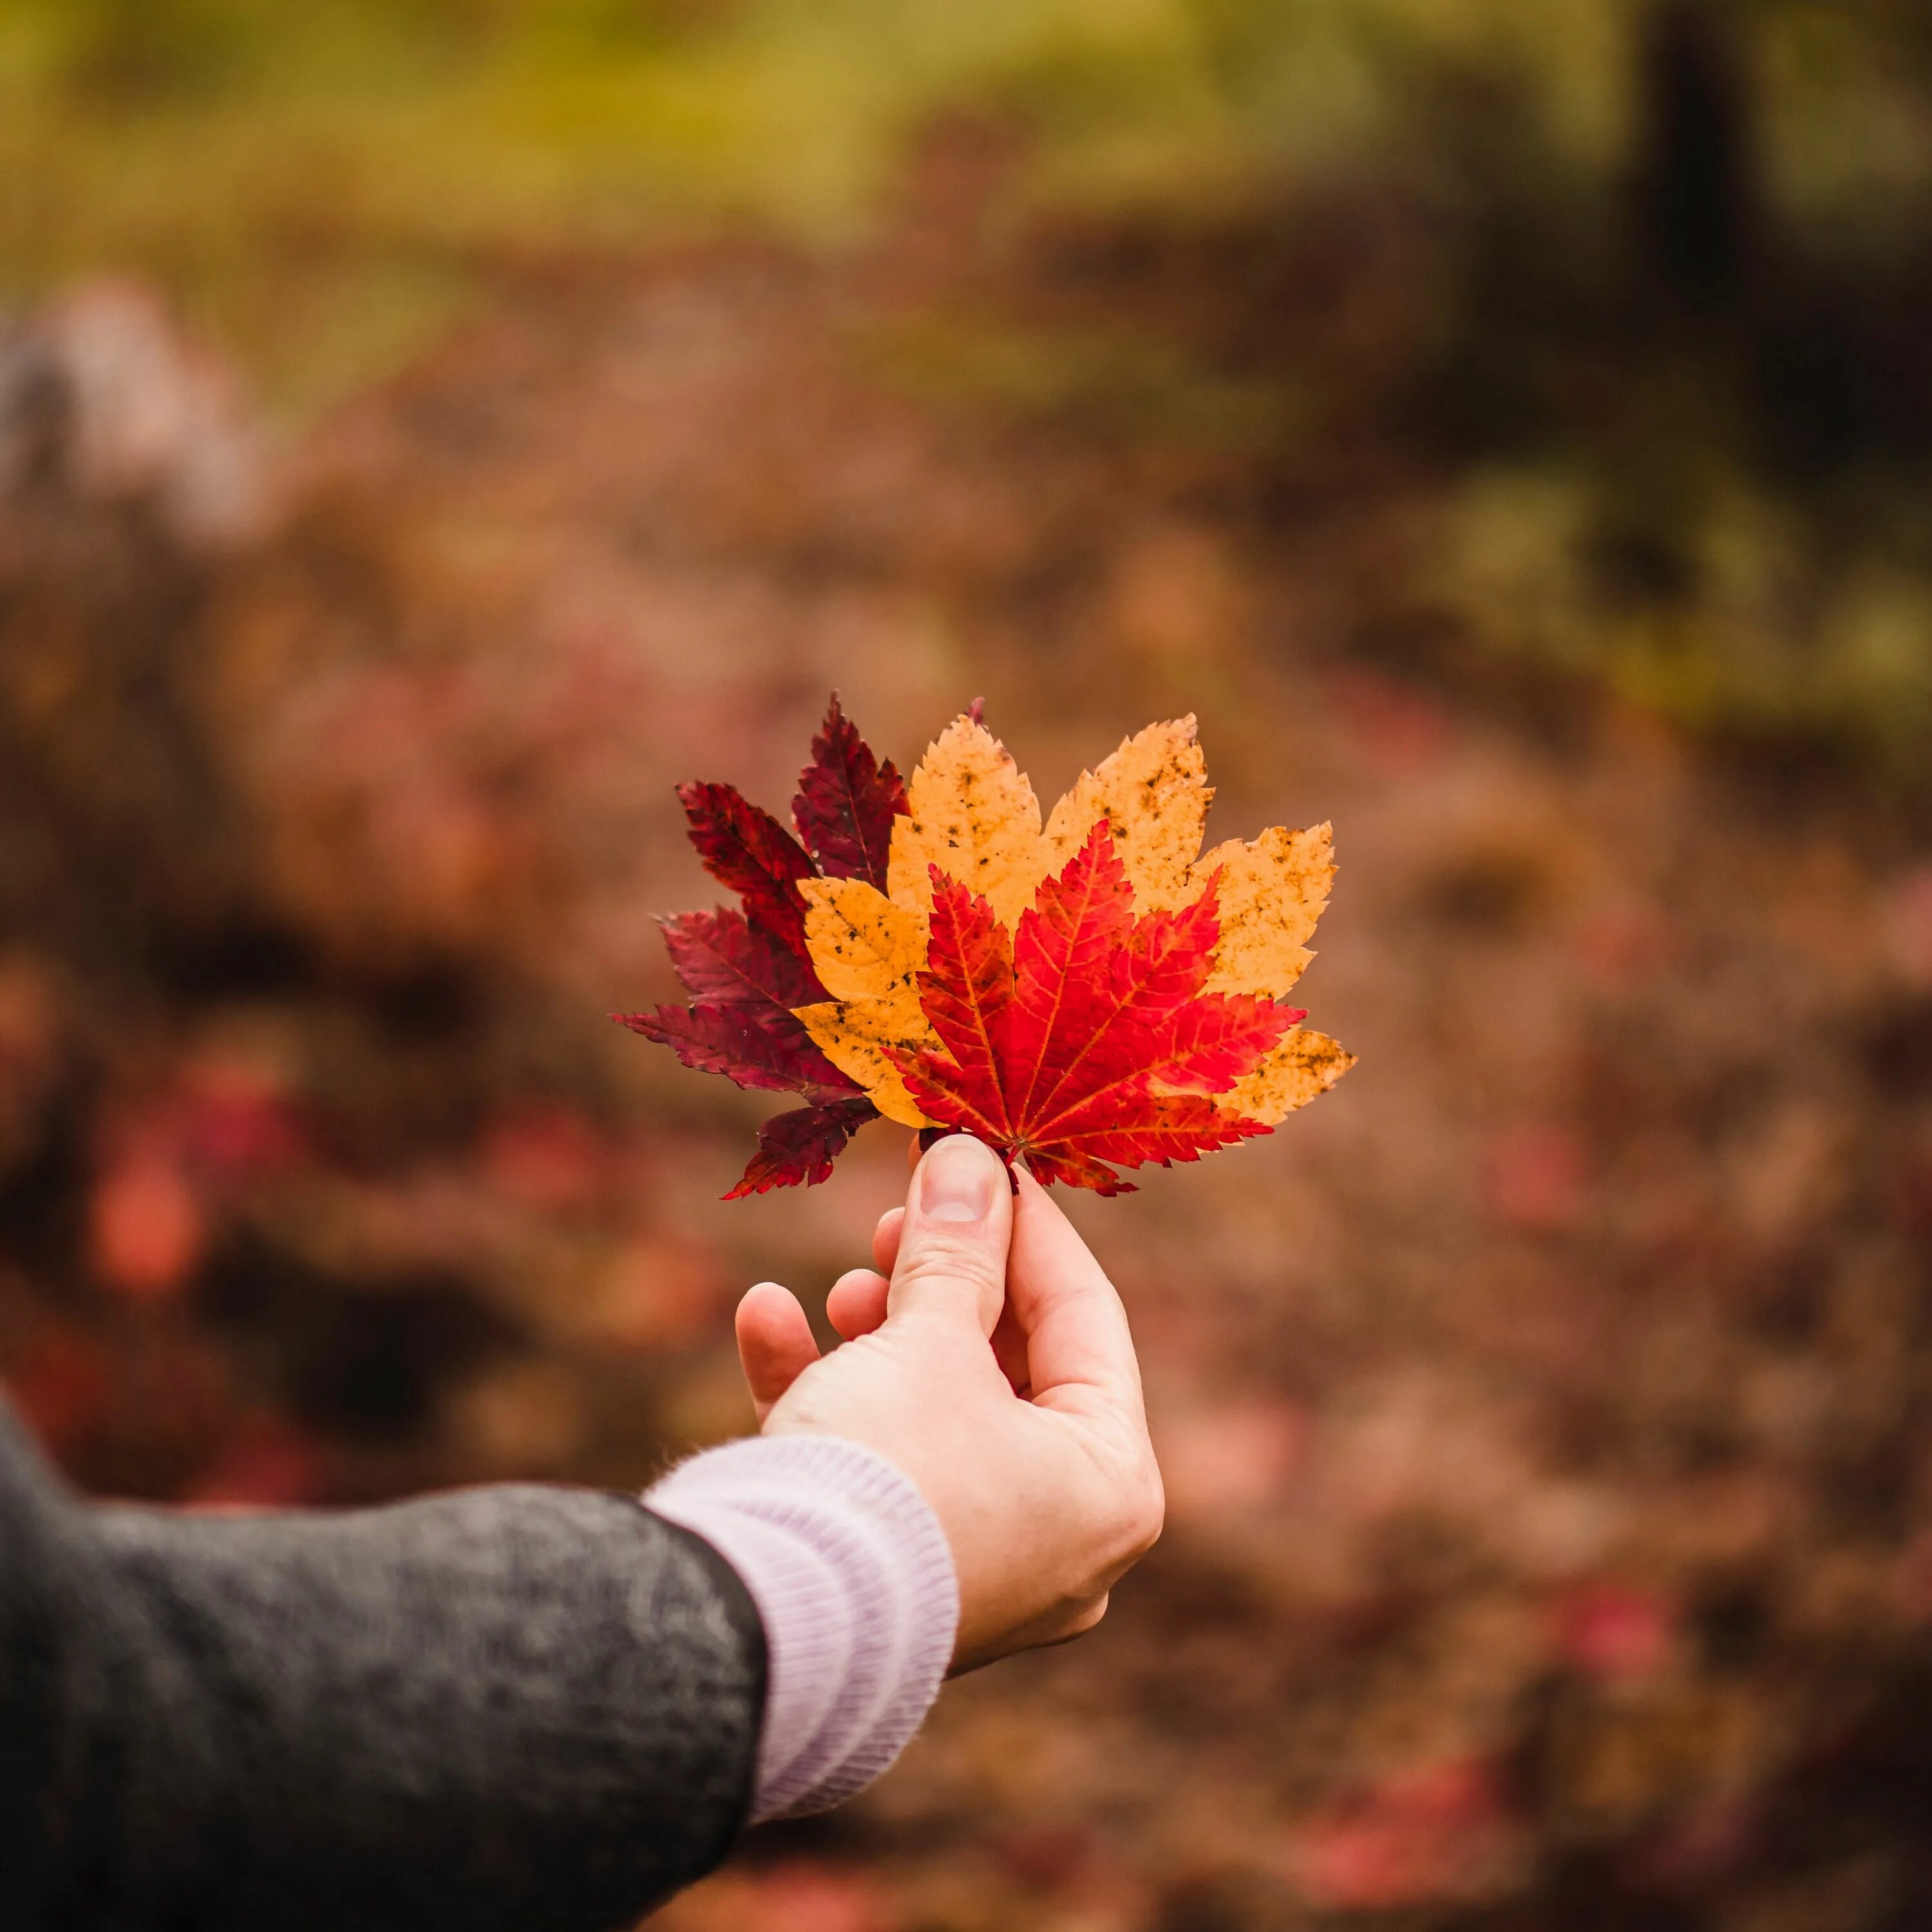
[{"xmin": 733, "ymin": 1134, "xmax": 1165, "ymax": 1672}]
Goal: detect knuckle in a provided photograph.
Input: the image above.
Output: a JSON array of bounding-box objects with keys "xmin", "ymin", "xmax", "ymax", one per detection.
[
  {"xmin": 1068, "ymin": 1594, "xmax": 1110, "ymax": 1637},
  {"xmin": 895, "ymin": 1238, "xmax": 999, "ymax": 1291},
  {"xmin": 1134, "ymin": 1452, "xmax": 1166, "ymax": 1547},
  {"xmin": 1088, "ymin": 1440, "xmax": 1164, "ymax": 1566},
  {"xmin": 1109, "ymin": 1496, "xmax": 1162, "ymax": 1566},
  {"xmin": 1124, "ymin": 1481, "xmax": 1164, "ymax": 1559}
]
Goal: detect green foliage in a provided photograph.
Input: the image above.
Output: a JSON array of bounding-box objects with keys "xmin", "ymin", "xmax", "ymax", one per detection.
[
  {"xmin": 6, "ymin": 0, "xmax": 1932, "ymax": 779},
  {"xmin": 1432, "ymin": 469, "xmax": 1932, "ymax": 786},
  {"xmin": 3, "ymin": 0, "xmax": 1931, "ymax": 412}
]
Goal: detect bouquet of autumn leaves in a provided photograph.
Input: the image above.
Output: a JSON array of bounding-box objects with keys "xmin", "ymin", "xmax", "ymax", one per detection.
[{"xmin": 620, "ymin": 699, "xmax": 1352, "ymax": 1198}]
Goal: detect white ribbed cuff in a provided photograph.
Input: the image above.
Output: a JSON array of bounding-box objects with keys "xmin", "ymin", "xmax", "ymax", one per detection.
[{"xmin": 646, "ymin": 1434, "xmax": 958, "ymax": 1822}]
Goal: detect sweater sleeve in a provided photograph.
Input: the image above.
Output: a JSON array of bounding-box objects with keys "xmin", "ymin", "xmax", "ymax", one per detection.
[
  {"xmin": 647, "ymin": 1435, "xmax": 959, "ymax": 1823},
  {"xmin": 0, "ymin": 1401, "xmax": 764, "ymax": 1932}
]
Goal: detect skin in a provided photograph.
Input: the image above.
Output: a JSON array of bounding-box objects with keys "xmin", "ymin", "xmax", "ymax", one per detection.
[{"xmin": 734, "ymin": 1134, "xmax": 1166, "ymax": 1672}]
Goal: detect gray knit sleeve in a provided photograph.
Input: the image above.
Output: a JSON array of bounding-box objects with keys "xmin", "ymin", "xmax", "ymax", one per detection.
[{"xmin": 0, "ymin": 1403, "xmax": 765, "ymax": 1932}]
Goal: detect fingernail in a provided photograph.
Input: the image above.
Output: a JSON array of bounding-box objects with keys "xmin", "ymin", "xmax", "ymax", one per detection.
[{"xmin": 919, "ymin": 1135, "xmax": 998, "ymax": 1224}]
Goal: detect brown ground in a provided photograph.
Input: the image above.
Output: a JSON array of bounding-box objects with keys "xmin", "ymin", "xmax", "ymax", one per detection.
[{"xmin": 5, "ymin": 137, "xmax": 1932, "ymax": 1931}]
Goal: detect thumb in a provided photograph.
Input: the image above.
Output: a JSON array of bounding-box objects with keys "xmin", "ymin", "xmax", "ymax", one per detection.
[{"xmin": 888, "ymin": 1133, "xmax": 1013, "ymax": 1336}]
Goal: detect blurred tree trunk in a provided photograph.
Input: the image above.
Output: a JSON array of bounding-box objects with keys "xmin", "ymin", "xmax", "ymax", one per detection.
[{"xmin": 1631, "ymin": 0, "xmax": 1762, "ymax": 316}]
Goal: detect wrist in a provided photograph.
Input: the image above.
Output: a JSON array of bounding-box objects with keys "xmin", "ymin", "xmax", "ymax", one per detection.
[{"xmin": 646, "ymin": 1434, "xmax": 958, "ymax": 1822}]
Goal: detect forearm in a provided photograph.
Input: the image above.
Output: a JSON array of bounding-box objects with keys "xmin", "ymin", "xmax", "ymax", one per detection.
[{"xmin": 0, "ymin": 1411, "xmax": 763, "ymax": 1932}]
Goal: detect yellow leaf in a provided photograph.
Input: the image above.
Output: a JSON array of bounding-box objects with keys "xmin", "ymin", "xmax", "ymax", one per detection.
[
  {"xmin": 1041, "ymin": 715, "xmax": 1213, "ymax": 911},
  {"xmin": 1220, "ymin": 1027, "xmax": 1354, "ymax": 1125},
  {"xmin": 1196, "ymin": 822, "xmax": 1335, "ymax": 998},
  {"xmin": 800, "ymin": 877, "xmax": 927, "ymax": 1016},
  {"xmin": 887, "ymin": 714, "xmax": 1046, "ymax": 929},
  {"xmin": 795, "ymin": 1000, "xmax": 933, "ymax": 1128},
  {"xmin": 796, "ymin": 878, "xmax": 933, "ymax": 1125},
  {"xmin": 793, "ymin": 712, "xmax": 1348, "ymax": 1149}
]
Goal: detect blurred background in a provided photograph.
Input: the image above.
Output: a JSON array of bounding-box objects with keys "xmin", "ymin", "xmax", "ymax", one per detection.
[{"xmin": 5, "ymin": 1, "xmax": 1932, "ymax": 1926}]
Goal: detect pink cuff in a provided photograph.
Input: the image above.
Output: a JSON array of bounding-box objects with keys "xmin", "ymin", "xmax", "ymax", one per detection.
[{"xmin": 646, "ymin": 1435, "xmax": 958, "ymax": 1822}]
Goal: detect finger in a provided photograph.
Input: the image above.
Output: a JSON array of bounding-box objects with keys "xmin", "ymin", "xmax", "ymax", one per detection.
[
  {"xmin": 734, "ymin": 1281, "xmax": 822, "ymax": 1425},
  {"xmin": 826, "ymin": 1267, "xmax": 890, "ymax": 1340},
  {"xmin": 1005, "ymin": 1170, "xmax": 1144, "ymax": 1423},
  {"xmin": 871, "ymin": 1206, "xmax": 904, "ymax": 1276},
  {"xmin": 990, "ymin": 1298, "xmax": 1031, "ymax": 1396},
  {"xmin": 883, "ymin": 1189, "xmax": 1019, "ymax": 1379},
  {"xmin": 887, "ymin": 1134, "xmax": 1013, "ymax": 1336},
  {"xmin": 881, "ymin": 1192, "xmax": 1013, "ymax": 1375}
]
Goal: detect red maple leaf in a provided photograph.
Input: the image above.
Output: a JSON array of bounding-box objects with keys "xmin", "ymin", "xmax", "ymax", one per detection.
[
  {"xmin": 622, "ymin": 998, "xmax": 853, "ymax": 1101},
  {"xmin": 726, "ymin": 1095, "xmax": 880, "ymax": 1200},
  {"xmin": 893, "ymin": 823, "xmax": 1305, "ymax": 1195},
  {"xmin": 659, "ymin": 905, "xmax": 820, "ymax": 1009},
  {"xmin": 617, "ymin": 697, "xmax": 904, "ymax": 1194},
  {"xmin": 791, "ymin": 694, "xmax": 907, "ymax": 889},
  {"xmin": 672, "ymin": 781, "xmax": 819, "ymax": 960}
]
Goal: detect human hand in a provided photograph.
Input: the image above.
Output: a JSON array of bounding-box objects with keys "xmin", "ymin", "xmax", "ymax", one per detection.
[{"xmin": 733, "ymin": 1135, "xmax": 1164, "ymax": 1672}]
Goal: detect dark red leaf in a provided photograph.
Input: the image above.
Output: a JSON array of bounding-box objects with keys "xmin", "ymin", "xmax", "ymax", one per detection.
[
  {"xmin": 616, "ymin": 1002, "xmax": 858, "ymax": 1099},
  {"xmin": 633, "ymin": 704, "xmax": 931, "ymax": 1194},
  {"xmin": 677, "ymin": 781, "xmax": 815, "ymax": 958},
  {"xmin": 661, "ymin": 907, "xmax": 824, "ymax": 1007},
  {"xmin": 791, "ymin": 693, "xmax": 907, "ymax": 890},
  {"xmin": 724, "ymin": 1096, "xmax": 878, "ymax": 1198}
]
